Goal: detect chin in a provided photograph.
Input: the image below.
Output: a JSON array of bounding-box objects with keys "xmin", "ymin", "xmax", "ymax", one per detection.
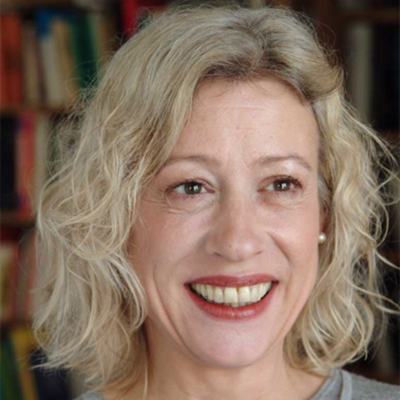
[{"xmin": 189, "ymin": 335, "xmax": 272, "ymax": 370}]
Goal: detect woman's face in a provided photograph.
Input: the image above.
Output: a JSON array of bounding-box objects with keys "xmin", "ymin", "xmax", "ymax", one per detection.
[{"xmin": 130, "ymin": 79, "xmax": 322, "ymax": 369}]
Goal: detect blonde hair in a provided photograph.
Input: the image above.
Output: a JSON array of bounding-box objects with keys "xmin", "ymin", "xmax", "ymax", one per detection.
[{"xmin": 32, "ymin": 4, "xmax": 398, "ymax": 397}]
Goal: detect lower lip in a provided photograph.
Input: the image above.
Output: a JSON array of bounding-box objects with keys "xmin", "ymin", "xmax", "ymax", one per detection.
[{"xmin": 185, "ymin": 283, "xmax": 277, "ymax": 321}]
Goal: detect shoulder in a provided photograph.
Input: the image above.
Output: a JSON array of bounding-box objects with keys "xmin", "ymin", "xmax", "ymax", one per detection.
[{"xmin": 341, "ymin": 369, "xmax": 400, "ymax": 400}]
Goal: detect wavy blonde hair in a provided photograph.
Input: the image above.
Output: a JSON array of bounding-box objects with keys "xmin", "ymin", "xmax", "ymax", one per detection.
[{"xmin": 32, "ymin": 3, "xmax": 398, "ymax": 398}]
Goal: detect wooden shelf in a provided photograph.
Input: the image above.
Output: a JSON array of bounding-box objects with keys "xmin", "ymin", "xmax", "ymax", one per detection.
[
  {"xmin": 0, "ymin": 0, "xmax": 74, "ymax": 9},
  {"xmin": 0, "ymin": 318, "xmax": 32, "ymax": 327},
  {"xmin": 0, "ymin": 0, "xmax": 111, "ymax": 11},
  {"xmin": 342, "ymin": 9, "xmax": 400, "ymax": 24},
  {"xmin": 0, "ymin": 104, "xmax": 69, "ymax": 116},
  {"xmin": 0, "ymin": 211, "xmax": 35, "ymax": 228}
]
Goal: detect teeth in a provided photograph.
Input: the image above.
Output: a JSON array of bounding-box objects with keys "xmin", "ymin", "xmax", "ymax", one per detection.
[
  {"xmin": 250, "ymin": 285, "xmax": 259, "ymax": 302},
  {"xmin": 214, "ymin": 287, "xmax": 224, "ymax": 304},
  {"xmin": 224, "ymin": 287, "xmax": 238, "ymax": 304},
  {"xmin": 190, "ymin": 282, "xmax": 273, "ymax": 307},
  {"xmin": 206, "ymin": 285, "xmax": 214, "ymax": 301},
  {"xmin": 238, "ymin": 286, "xmax": 251, "ymax": 303}
]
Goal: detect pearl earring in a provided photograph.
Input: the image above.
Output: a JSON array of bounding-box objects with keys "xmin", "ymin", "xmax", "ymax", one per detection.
[{"xmin": 318, "ymin": 233, "xmax": 327, "ymax": 244}]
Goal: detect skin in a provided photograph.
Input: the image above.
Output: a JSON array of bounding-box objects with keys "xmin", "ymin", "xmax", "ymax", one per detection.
[{"xmin": 105, "ymin": 78, "xmax": 328, "ymax": 400}]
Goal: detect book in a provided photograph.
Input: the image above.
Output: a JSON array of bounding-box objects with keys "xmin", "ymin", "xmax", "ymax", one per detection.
[
  {"xmin": 69, "ymin": 11, "xmax": 98, "ymax": 92},
  {"xmin": 88, "ymin": 12, "xmax": 117, "ymax": 68},
  {"xmin": 0, "ymin": 13, "xmax": 23, "ymax": 106},
  {"xmin": 22, "ymin": 21, "xmax": 43, "ymax": 106},
  {"xmin": 1, "ymin": 335, "xmax": 24, "ymax": 400},
  {"xmin": 0, "ymin": 229, "xmax": 21, "ymax": 323},
  {"xmin": 19, "ymin": 231, "xmax": 37, "ymax": 320},
  {"xmin": 346, "ymin": 21, "xmax": 400, "ymax": 130},
  {"xmin": 121, "ymin": 0, "xmax": 167, "ymax": 38},
  {"xmin": 0, "ymin": 242, "xmax": 16, "ymax": 320},
  {"xmin": 1, "ymin": 113, "xmax": 50, "ymax": 218},
  {"xmin": 52, "ymin": 15, "xmax": 80, "ymax": 104},
  {"xmin": 36, "ymin": 9, "xmax": 68, "ymax": 107},
  {"xmin": 371, "ymin": 24, "xmax": 400, "ymax": 130},
  {"xmin": 33, "ymin": 114, "xmax": 50, "ymax": 212},
  {"xmin": 0, "ymin": 16, "xmax": 8, "ymax": 105},
  {"xmin": 16, "ymin": 112, "xmax": 36, "ymax": 219},
  {"xmin": 346, "ymin": 21, "xmax": 373, "ymax": 122},
  {"xmin": 9, "ymin": 325, "xmax": 39, "ymax": 400},
  {"xmin": 0, "ymin": 116, "xmax": 19, "ymax": 211}
]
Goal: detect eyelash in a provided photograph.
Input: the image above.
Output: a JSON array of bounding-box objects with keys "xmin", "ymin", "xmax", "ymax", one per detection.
[{"xmin": 169, "ymin": 176, "xmax": 301, "ymax": 199}]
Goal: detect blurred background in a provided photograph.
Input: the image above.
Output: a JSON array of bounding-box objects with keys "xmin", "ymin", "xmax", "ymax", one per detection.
[{"xmin": 0, "ymin": 0, "xmax": 398, "ymax": 398}]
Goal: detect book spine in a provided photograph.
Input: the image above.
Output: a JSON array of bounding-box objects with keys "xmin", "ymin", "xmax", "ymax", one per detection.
[
  {"xmin": 346, "ymin": 21, "xmax": 373, "ymax": 122},
  {"xmin": 0, "ymin": 116, "xmax": 19, "ymax": 211},
  {"xmin": 121, "ymin": 0, "xmax": 141, "ymax": 37},
  {"xmin": 22, "ymin": 22, "xmax": 42, "ymax": 106},
  {"xmin": 88, "ymin": 12, "xmax": 117, "ymax": 67},
  {"xmin": 1, "ymin": 13, "xmax": 23, "ymax": 105},
  {"xmin": 0, "ymin": 15, "xmax": 9, "ymax": 105},
  {"xmin": 16, "ymin": 113, "xmax": 36, "ymax": 219},
  {"xmin": 0, "ymin": 241, "xmax": 18, "ymax": 322},
  {"xmin": 9, "ymin": 326, "xmax": 39, "ymax": 400},
  {"xmin": 36, "ymin": 9, "xmax": 66, "ymax": 107},
  {"xmin": 52, "ymin": 16, "xmax": 80, "ymax": 103},
  {"xmin": 1, "ymin": 335, "xmax": 24, "ymax": 400},
  {"xmin": 33, "ymin": 115, "xmax": 49, "ymax": 211}
]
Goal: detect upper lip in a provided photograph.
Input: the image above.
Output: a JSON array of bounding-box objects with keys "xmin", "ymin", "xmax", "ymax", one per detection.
[{"xmin": 186, "ymin": 274, "xmax": 277, "ymax": 287}]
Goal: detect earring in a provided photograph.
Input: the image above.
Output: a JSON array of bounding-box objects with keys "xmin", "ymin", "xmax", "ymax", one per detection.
[{"xmin": 318, "ymin": 233, "xmax": 327, "ymax": 244}]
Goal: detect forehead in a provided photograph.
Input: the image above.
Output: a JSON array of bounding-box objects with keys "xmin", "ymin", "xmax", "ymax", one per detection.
[{"xmin": 169, "ymin": 79, "xmax": 319, "ymax": 168}]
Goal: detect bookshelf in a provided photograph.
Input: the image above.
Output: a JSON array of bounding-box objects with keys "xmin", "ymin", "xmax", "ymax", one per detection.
[
  {"xmin": 303, "ymin": 0, "xmax": 399, "ymax": 385},
  {"xmin": 0, "ymin": 0, "xmax": 398, "ymax": 398},
  {"xmin": 0, "ymin": 1, "xmax": 119, "ymax": 399}
]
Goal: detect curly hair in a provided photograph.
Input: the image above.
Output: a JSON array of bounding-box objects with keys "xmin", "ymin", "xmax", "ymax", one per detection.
[{"xmin": 32, "ymin": 4, "xmax": 398, "ymax": 398}]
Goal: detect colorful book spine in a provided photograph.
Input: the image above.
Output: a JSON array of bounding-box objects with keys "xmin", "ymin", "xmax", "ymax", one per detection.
[
  {"xmin": 1, "ymin": 7, "xmax": 116, "ymax": 108},
  {"xmin": 22, "ymin": 21, "xmax": 44, "ymax": 106},
  {"xmin": 0, "ymin": 116, "xmax": 19, "ymax": 210},
  {"xmin": 16, "ymin": 113, "xmax": 36, "ymax": 219},
  {"xmin": 1, "ymin": 334, "xmax": 23, "ymax": 400},
  {"xmin": 0, "ymin": 113, "xmax": 50, "ymax": 219},
  {"xmin": 121, "ymin": 0, "xmax": 166, "ymax": 37},
  {"xmin": 69, "ymin": 11, "xmax": 98, "ymax": 92},
  {"xmin": 36, "ymin": 9, "xmax": 67, "ymax": 107},
  {"xmin": 9, "ymin": 325, "xmax": 39, "ymax": 400},
  {"xmin": 51, "ymin": 15, "xmax": 80, "ymax": 103},
  {"xmin": 0, "ymin": 13, "xmax": 23, "ymax": 105},
  {"xmin": 1, "ymin": 326, "xmax": 73, "ymax": 400},
  {"xmin": 0, "ymin": 238, "xmax": 19, "ymax": 322}
]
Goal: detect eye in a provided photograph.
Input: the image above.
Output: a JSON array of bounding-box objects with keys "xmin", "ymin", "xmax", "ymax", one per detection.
[
  {"xmin": 265, "ymin": 177, "xmax": 300, "ymax": 192},
  {"xmin": 172, "ymin": 181, "xmax": 207, "ymax": 196}
]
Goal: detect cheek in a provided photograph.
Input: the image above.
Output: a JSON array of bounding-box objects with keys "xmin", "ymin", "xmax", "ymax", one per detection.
[
  {"xmin": 129, "ymin": 203, "xmax": 200, "ymax": 284},
  {"xmin": 269, "ymin": 198, "xmax": 320, "ymax": 249}
]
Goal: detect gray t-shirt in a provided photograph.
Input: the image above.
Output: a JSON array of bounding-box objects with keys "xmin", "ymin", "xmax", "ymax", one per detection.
[{"xmin": 75, "ymin": 369, "xmax": 399, "ymax": 400}]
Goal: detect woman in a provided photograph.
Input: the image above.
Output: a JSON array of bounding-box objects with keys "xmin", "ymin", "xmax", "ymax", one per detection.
[{"xmin": 32, "ymin": 4, "xmax": 399, "ymax": 400}]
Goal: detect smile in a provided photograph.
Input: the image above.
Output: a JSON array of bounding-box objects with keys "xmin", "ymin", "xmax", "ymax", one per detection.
[{"xmin": 190, "ymin": 282, "xmax": 272, "ymax": 307}]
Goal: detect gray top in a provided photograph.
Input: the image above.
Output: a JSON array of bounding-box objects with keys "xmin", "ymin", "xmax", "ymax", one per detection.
[{"xmin": 75, "ymin": 369, "xmax": 399, "ymax": 400}]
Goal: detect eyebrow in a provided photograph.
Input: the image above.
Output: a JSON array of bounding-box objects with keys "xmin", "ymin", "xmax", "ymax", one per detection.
[{"xmin": 161, "ymin": 153, "xmax": 312, "ymax": 172}]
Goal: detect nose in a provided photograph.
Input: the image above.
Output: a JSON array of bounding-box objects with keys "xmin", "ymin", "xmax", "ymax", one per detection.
[{"xmin": 205, "ymin": 195, "xmax": 265, "ymax": 263}]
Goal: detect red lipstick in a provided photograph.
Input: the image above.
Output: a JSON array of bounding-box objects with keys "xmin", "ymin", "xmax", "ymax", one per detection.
[{"xmin": 185, "ymin": 274, "xmax": 278, "ymax": 321}]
